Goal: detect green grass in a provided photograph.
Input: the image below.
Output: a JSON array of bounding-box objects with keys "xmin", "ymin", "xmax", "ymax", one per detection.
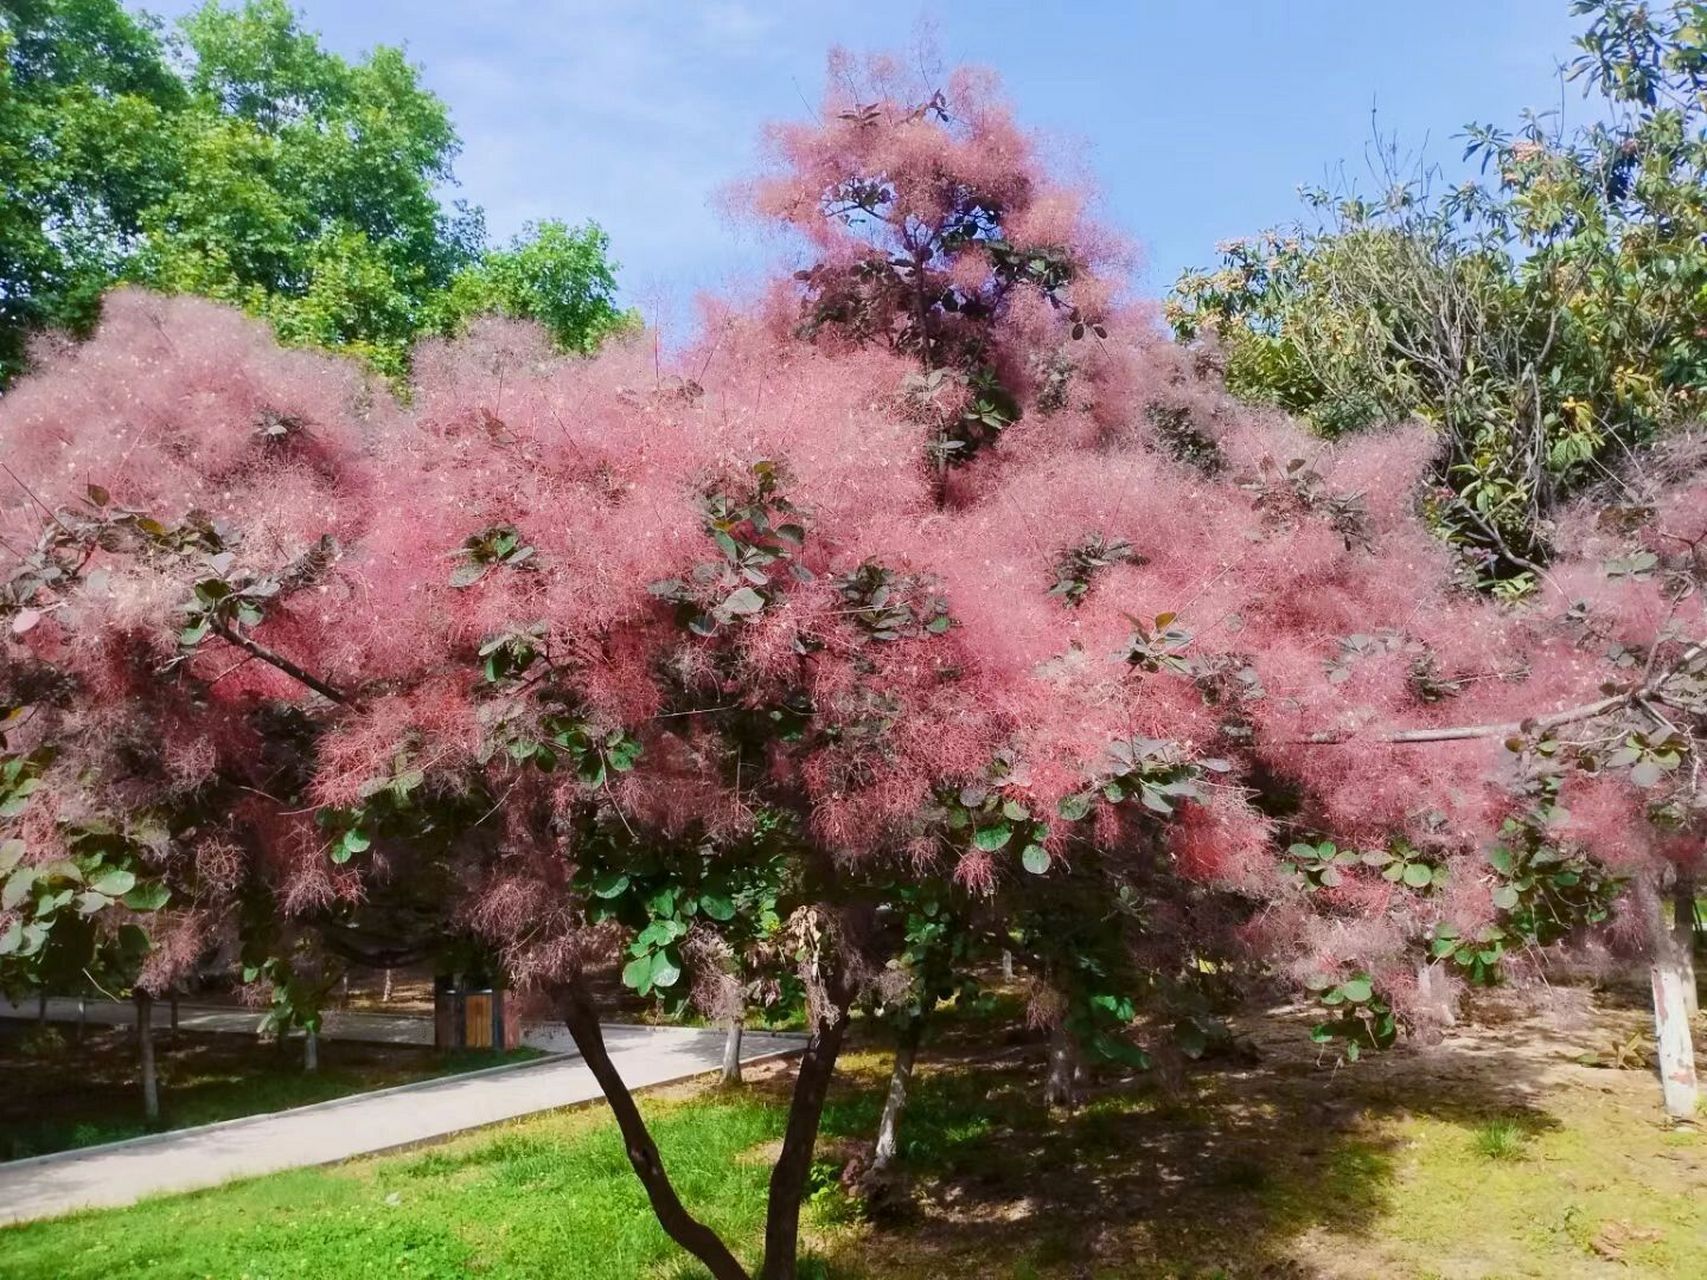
[
  {"xmin": 2, "ymin": 1095, "xmax": 788, "ymax": 1280},
  {"xmin": 0, "ymin": 1024, "xmax": 541, "ymax": 1161},
  {"xmin": 3, "ymin": 1014, "xmax": 1703, "ymax": 1279},
  {"xmin": 1469, "ymin": 1113, "xmax": 1532, "ymax": 1161}
]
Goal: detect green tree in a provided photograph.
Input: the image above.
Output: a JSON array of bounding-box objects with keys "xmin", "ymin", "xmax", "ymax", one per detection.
[
  {"xmin": 1169, "ymin": 0, "xmax": 1707, "ymax": 589},
  {"xmin": 437, "ymin": 220, "xmax": 636, "ymax": 354},
  {"xmin": 0, "ymin": 0, "xmax": 628, "ymax": 384}
]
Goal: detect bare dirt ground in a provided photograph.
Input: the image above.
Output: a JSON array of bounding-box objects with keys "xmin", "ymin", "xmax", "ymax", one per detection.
[{"xmin": 792, "ymin": 985, "xmax": 1705, "ymax": 1280}]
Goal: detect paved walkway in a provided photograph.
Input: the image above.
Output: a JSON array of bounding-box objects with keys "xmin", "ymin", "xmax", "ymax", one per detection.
[{"xmin": 0, "ymin": 1023, "xmax": 801, "ymax": 1225}]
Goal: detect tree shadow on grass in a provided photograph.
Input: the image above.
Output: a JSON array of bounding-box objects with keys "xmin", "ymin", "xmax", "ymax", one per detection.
[{"xmin": 795, "ymin": 1007, "xmax": 1569, "ymax": 1280}]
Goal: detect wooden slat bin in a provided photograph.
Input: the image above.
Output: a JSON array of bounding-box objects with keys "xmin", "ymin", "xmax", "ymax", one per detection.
[{"xmin": 432, "ymin": 974, "xmax": 521, "ymax": 1051}]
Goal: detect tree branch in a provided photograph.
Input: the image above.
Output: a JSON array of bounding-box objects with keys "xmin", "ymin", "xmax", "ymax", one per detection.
[
  {"xmin": 209, "ymin": 620, "xmax": 353, "ymax": 707},
  {"xmin": 1298, "ymin": 640, "xmax": 1705, "ymax": 745}
]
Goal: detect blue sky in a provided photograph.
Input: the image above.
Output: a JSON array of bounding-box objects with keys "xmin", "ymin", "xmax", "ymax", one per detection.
[{"xmin": 141, "ymin": 1, "xmax": 1590, "ymax": 332}]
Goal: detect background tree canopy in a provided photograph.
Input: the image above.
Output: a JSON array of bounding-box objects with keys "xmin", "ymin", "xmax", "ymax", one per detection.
[
  {"xmin": 1169, "ymin": 0, "xmax": 1707, "ymax": 596},
  {"xmin": 0, "ymin": 0, "xmax": 633, "ymax": 384}
]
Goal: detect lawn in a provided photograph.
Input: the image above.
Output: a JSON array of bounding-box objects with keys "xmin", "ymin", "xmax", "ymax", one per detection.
[
  {"xmin": 0, "ymin": 1021, "xmax": 539, "ymax": 1161},
  {"xmin": 1, "ymin": 992, "xmax": 1701, "ymax": 1279}
]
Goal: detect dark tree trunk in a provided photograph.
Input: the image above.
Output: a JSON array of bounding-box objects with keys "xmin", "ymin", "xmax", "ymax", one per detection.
[
  {"xmin": 136, "ymin": 992, "xmax": 159, "ymax": 1122},
  {"xmin": 1044, "ymin": 1020, "xmax": 1080, "ymax": 1109},
  {"xmin": 871, "ymin": 1013, "xmax": 923, "ymax": 1174},
  {"xmin": 36, "ymin": 990, "xmax": 47, "ymax": 1021},
  {"xmin": 759, "ymin": 985, "xmax": 853, "ymax": 1280},
  {"xmin": 168, "ymin": 992, "xmax": 179, "ymax": 1042},
  {"xmin": 556, "ymin": 981, "xmax": 752, "ymax": 1280}
]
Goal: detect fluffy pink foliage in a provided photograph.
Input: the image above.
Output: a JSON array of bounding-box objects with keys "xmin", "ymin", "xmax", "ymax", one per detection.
[{"xmin": 3, "ymin": 59, "xmax": 1701, "ymax": 1000}]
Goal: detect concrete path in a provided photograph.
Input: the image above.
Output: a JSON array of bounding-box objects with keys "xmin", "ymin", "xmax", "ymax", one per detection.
[{"xmin": 0, "ymin": 1023, "xmax": 802, "ymax": 1225}]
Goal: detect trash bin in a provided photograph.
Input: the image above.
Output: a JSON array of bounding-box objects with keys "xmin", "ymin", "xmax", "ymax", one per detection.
[{"xmin": 432, "ymin": 973, "xmax": 521, "ymax": 1051}]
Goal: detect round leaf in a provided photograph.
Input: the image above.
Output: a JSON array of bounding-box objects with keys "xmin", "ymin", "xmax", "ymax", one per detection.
[
  {"xmin": 1339, "ymin": 977, "xmax": 1374, "ymax": 1004},
  {"xmin": 87, "ymin": 868, "xmax": 136, "ymax": 898}
]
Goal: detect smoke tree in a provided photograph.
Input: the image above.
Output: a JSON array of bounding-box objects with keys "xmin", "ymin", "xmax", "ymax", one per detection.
[{"xmin": 2, "ymin": 52, "xmax": 1703, "ymax": 1279}]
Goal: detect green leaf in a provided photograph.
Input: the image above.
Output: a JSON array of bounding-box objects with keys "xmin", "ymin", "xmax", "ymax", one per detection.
[
  {"xmin": 76, "ymin": 890, "xmax": 112, "ymax": 916},
  {"xmin": 122, "ymin": 882, "xmax": 170, "ymax": 912},
  {"xmin": 592, "ymin": 871, "xmax": 631, "ymax": 900},
  {"xmin": 87, "ymin": 868, "xmax": 136, "ymax": 897},
  {"xmin": 0, "ymin": 839, "xmax": 23, "ymax": 874},
  {"xmin": 1057, "ymin": 793, "xmax": 1093, "ymax": 821},
  {"xmin": 700, "ymin": 894, "xmax": 737, "ymax": 921},
  {"xmin": 2, "ymin": 868, "xmax": 38, "ymax": 911},
  {"xmin": 721, "ymin": 587, "xmax": 766, "ymax": 616},
  {"xmin": 649, "ymin": 949, "xmax": 682, "ymax": 990},
  {"xmin": 1491, "ymin": 884, "xmax": 1521, "ymax": 911},
  {"xmin": 1021, "ymin": 844, "xmax": 1050, "ymax": 874},
  {"xmin": 1339, "ymin": 977, "xmax": 1374, "ymax": 1004},
  {"xmin": 449, "ymin": 562, "xmax": 487, "ymax": 589},
  {"xmin": 971, "ymin": 823, "xmax": 1013, "ymax": 852},
  {"xmin": 1401, "ymin": 863, "xmax": 1435, "ymax": 889},
  {"xmin": 621, "ymin": 954, "xmax": 654, "ymax": 993}
]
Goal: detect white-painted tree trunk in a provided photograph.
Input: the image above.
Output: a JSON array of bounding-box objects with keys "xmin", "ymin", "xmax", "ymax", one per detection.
[
  {"xmin": 382, "ymin": 967, "xmax": 393, "ymax": 1003},
  {"xmin": 304, "ymin": 1026, "xmax": 319, "ymax": 1073},
  {"xmin": 1416, "ymin": 961, "xmax": 1457, "ymax": 1027},
  {"xmin": 720, "ymin": 1016, "xmax": 743, "ymax": 1086},
  {"xmin": 1044, "ymin": 1020, "xmax": 1080, "ymax": 1109},
  {"xmin": 1651, "ymin": 958, "xmax": 1699, "ymax": 1119},
  {"xmin": 136, "ymin": 993, "xmax": 159, "ymax": 1122},
  {"xmin": 76, "ymin": 995, "xmax": 86, "ymax": 1045},
  {"xmin": 1675, "ymin": 872, "xmax": 1699, "ymax": 1022},
  {"xmin": 872, "ymin": 1014, "xmax": 923, "ymax": 1173}
]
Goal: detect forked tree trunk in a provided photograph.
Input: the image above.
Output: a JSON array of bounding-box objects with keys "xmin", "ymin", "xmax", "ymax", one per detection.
[
  {"xmin": 1675, "ymin": 870, "xmax": 1699, "ymax": 1022},
  {"xmin": 1651, "ymin": 889, "xmax": 1700, "ymax": 1119},
  {"xmin": 871, "ymin": 1013, "xmax": 924, "ymax": 1174},
  {"xmin": 136, "ymin": 992, "xmax": 159, "ymax": 1122},
  {"xmin": 556, "ymin": 981, "xmax": 751, "ymax": 1280},
  {"xmin": 721, "ymin": 1013, "xmax": 744, "ymax": 1086},
  {"xmin": 759, "ymin": 985, "xmax": 852, "ymax": 1280},
  {"xmin": 304, "ymin": 1027, "xmax": 319, "ymax": 1073},
  {"xmin": 1044, "ymin": 1020, "xmax": 1080, "ymax": 1109},
  {"xmin": 556, "ymin": 965, "xmax": 854, "ymax": 1280}
]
